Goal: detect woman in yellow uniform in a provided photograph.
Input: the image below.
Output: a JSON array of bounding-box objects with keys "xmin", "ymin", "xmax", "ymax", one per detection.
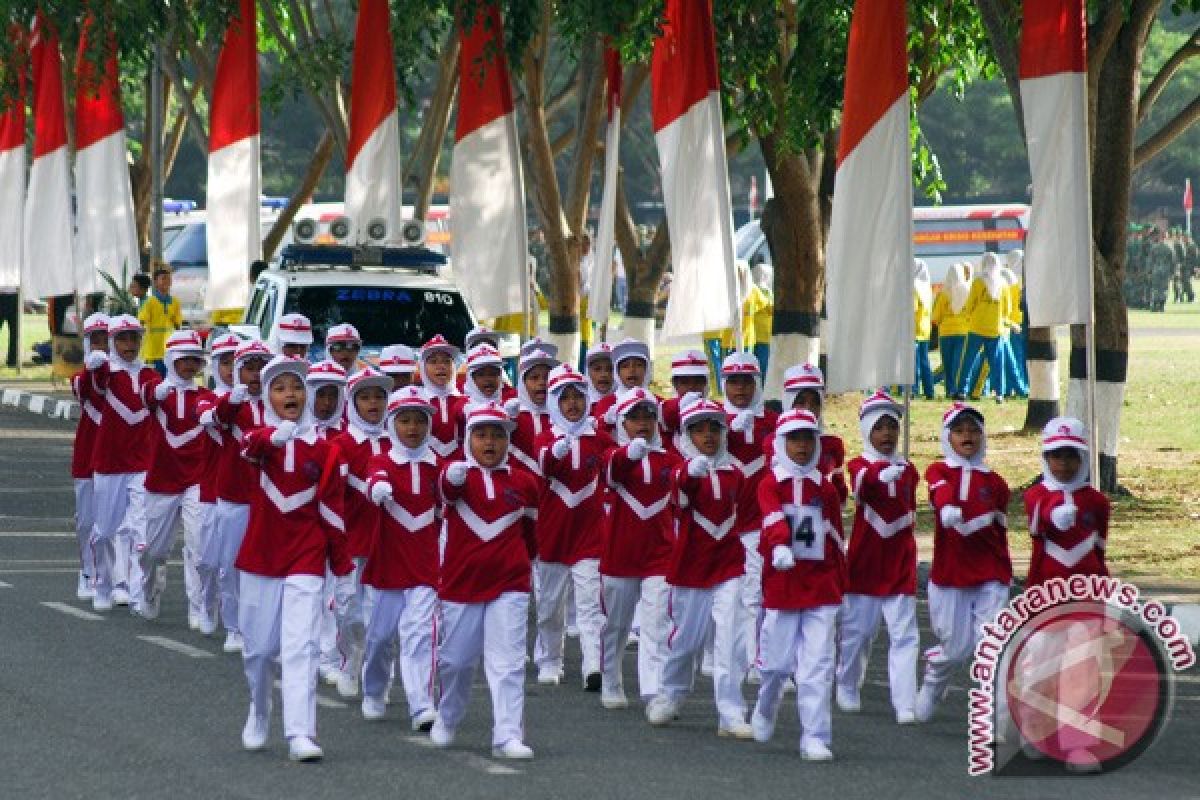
[
  {"xmin": 138, "ymin": 266, "xmax": 182, "ymax": 377},
  {"xmin": 930, "ymin": 262, "xmax": 971, "ymax": 400},
  {"xmin": 956, "ymin": 253, "xmax": 1011, "ymax": 401},
  {"xmin": 913, "ymin": 259, "xmax": 934, "ymax": 399}
]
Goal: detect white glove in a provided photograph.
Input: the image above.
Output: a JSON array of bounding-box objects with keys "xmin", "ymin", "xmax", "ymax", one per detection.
[
  {"xmin": 772, "ymin": 545, "xmax": 796, "ymax": 571},
  {"xmin": 731, "ymin": 411, "xmax": 755, "ymax": 434},
  {"xmin": 153, "ymin": 381, "xmax": 171, "ymax": 402},
  {"xmin": 1051, "ymin": 504, "xmax": 1077, "ymax": 530},
  {"xmin": 939, "ymin": 505, "xmax": 964, "ymax": 529},
  {"xmin": 84, "ymin": 350, "xmax": 108, "ymax": 371},
  {"xmin": 333, "ymin": 574, "xmax": 356, "ymax": 610},
  {"xmin": 603, "ymin": 406, "xmax": 618, "ymax": 426},
  {"xmin": 879, "ymin": 464, "xmax": 905, "ymax": 483},
  {"xmin": 230, "ymin": 384, "xmax": 248, "ymax": 404},
  {"xmin": 269, "ymin": 420, "xmax": 297, "ymax": 446},
  {"xmin": 446, "ymin": 461, "xmax": 470, "ymax": 486},
  {"xmin": 503, "ymin": 398, "xmax": 522, "ymax": 418},
  {"xmin": 198, "ymin": 409, "xmax": 217, "ymax": 427},
  {"xmin": 551, "ymin": 437, "xmax": 571, "ymax": 460},
  {"xmin": 687, "ymin": 455, "xmax": 711, "ymax": 478},
  {"xmin": 369, "ymin": 480, "xmax": 394, "ymax": 506},
  {"xmin": 626, "ymin": 437, "xmax": 648, "ymax": 461}
]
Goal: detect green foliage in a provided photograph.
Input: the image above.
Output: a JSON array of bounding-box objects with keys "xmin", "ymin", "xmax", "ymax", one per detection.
[{"xmin": 97, "ymin": 266, "xmax": 138, "ymax": 317}]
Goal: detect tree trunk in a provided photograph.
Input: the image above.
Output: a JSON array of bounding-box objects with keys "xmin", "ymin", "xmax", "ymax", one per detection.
[
  {"xmin": 1022, "ymin": 324, "xmax": 1060, "ymax": 431},
  {"xmin": 615, "ymin": 172, "xmax": 670, "ymax": 355},
  {"xmin": 404, "ymin": 31, "xmax": 459, "ymax": 220},
  {"xmin": 262, "ymin": 130, "xmax": 336, "ymax": 260}
]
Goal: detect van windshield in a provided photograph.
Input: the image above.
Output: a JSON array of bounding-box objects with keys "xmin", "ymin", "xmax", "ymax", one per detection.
[{"xmin": 286, "ymin": 285, "xmax": 473, "ymax": 350}]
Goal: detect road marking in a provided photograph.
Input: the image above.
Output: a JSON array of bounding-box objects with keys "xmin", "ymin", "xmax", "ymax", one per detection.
[
  {"xmin": 137, "ymin": 636, "xmax": 215, "ymax": 659},
  {"xmin": 0, "ymin": 486, "xmax": 76, "ymax": 493},
  {"xmin": 0, "ymin": 569, "xmax": 79, "ymax": 574},
  {"xmin": 272, "ymin": 680, "xmax": 347, "ymax": 709},
  {"xmin": 0, "ymin": 580, "xmax": 12, "ymax": 588},
  {"xmin": 403, "ymin": 735, "xmax": 521, "ymax": 776},
  {"xmin": 41, "ymin": 601, "xmax": 104, "ymax": 621},
  {"xmin": 0, "ymin": 532, "xmax": 75, "ymax": 538}
]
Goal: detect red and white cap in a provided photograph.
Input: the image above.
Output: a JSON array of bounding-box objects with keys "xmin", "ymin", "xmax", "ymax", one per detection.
[
  {"xmin": 679, "ymin": 396, "xmax": 728, "ymax": 430},
  {"xmin": 82, "ymin": 312, "xmax": 109, "ymax": 335},
  {"xmin": 776, "ymin": 408, "xmax": 820, "ymax": 437},
  {"xmin": 859, "ymin": 390, "xmax": 903, "ymax": 421},
  {"xmin": 942, "ymin": 401, "xmax": 984, "ymax": 430},
  {"xmin": 234, "ymin": 340, "xmax": 273, "ymax": 367},
  {"xmin": 306, "ymin": 359, "xmax": 348, "ymax": 386},
  {"xmin": 261, "ymin": 354, "xmax": 309, "ymax": 389},
  {"xmin": 107, "ymin": 314, "xmax": 144, "ymax": 336},
  {"xmin": 378, "ymin": 344, "xmax": 417, "ymax": 374},
  {"xmin": 783, "ymin": 363, "xmax": 825, "ymax": 397},
  {"xmin": 519, "ymin": 348, "xmax": 557, "ymax": 376},
  {"xmin": 276, "ymin": 313, "xmax": 314, "ymax": 346},
  {"xmin": 386, "ymin": 386, "xmax": 435, "ymax": 418},
  {"xmin": 1040, "ymin": 416, "xmax": 1088, "ymax": 453},
  {"xmin": 465, "ymin": 325, "xmax": 500, "ymax": 351},
  {"xmin": 547, "ymin": 364, "xmax": 586, "ymax": 394},
  {"xmin": 614, "ymin": 387, "xmax": 659, "ymax": 419},
  {"xmin": 671, "ymin": 350, "xmax": 709, "ymax": 379},
  {"xmin": 347, "ymin": 366, "xmax": 391, "ymax": 396},
  {"xmin": 465, "ymin": 401, "xmax": 516, "ymax": 434},
  {"xmin": 165, "ymin": 329, "xmax": 206, "ymax": 355},
  {"xmin": 420, "ymin": 334, "xmax": 461, "ymax": 360},
  {"xmin": 325, "ymin": 323, "xmax": 361, "ymax": 347},
  {"xmin": 208, "ymin": 332, "xmax": 241, "ymax": 357},
  {"xmin": 585, "ymin": 342, "xmax": 613, "ymax": 365},
  {"xmin": 720, "ymin": 350, "xmax": 761, "ymax": 378},
  {"xmin": 466, "ymin": 344, "xmax": 504, "ymax": 373},
  {"xmin": 520, "ymin": 337, "xmax": 559, "ymax": 360},
  {"xmin": 611, "ymin": 338, "xmax": 650, "ymax": 368}
]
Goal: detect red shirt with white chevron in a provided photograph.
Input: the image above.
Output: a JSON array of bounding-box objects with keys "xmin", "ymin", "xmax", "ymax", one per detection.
[
  {"xmin": 91, "ymin": 364, "xmax": 159, "ymax": 475},
  {"xmin": 925, "ymin": 460, "xmax": 1013, "ymax": 588},
  {"xmin": 196, "ymin": 388, "xmax": 229, "ymax": 503},
  {"xmin": 437, "ymin": 465, "xmax": 540, "ymax": 603},
  {"xmin": 600, "ymin": 445, "xmax": 681, "ymax": 578},
  {"xmin": 1023, "ymin": 482, "xmax": 1109, "ymax": 587},
  {"xmin": 362, "ymin": 451, "xmax": 441, "ymax": 590},
  {"xmin": 209, "ymin": 394, "xmax": 266, "ymax": 505},
  {"xmin": 846, "ymin": 456, "xmax": 918, "ymax": 596},
  {"xmin": 666, "ymin": 462, "xmax": 744, "ymax": 589},
  {"xmin": 330, "ymin": 426, "xmax": 391, "ymax": 559},
  {"xmin": 757, "ymin": 466, "xmax": 846, "ymax": 610},
  {"xmin": 235, "ymin": 427, "xmax": 352, "ymax": 578},
  {"xmin": 765, "ymin": 431, "xmax": 848, "ymax": 506},
  {"xmin": 141, "ymin": 381, "xmax": 216, "ymax": 495},
  {"xmin": 427, "ymin": 394, "xmax": 466, "ymax": 460},
  {"xmin": 725, "ymin": 408, "xmax": 779, "ymax": 534},
  {"xmin": 509, "ymin": 409, "xmax": 552, "ymax": 477},
  {"xmin": 533, "ymin": 427, "xmax": 614, "ymax": 564},
  {"xmin": 71, "ymin": 370, "xmax": 104, "ymax": 479}
]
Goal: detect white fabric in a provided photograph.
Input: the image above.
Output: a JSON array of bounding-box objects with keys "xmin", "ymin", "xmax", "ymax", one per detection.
[
  {"xmin": 194, "ymin": 502, "xmax": 219, "ymax": 621},
  {"xmin": 238, "ymin": 572, "xmax": 325, "ymax": 739},
  {"xmin": 922, "ymin": 581, "xmax": 1009, "ymax": 699},
  {"xmin": 140, "ymin": 486, "xmax": 207, "ymax": 615},
  {"xmin": 0, "ymin": 146, "xmax": 25, "ymax": 289},
  {"xmin": 345, "ymin": 114, "xmax": 404, "ymax": 244},
  {"xmin": 213, "ymin": 499, "xmax": 251, "ymax": 634},
  {"xmin": 753, "ymin": 605, "xmax": 839, "ymax": 749},
  {"xmin": 335, "ymin": 558, "xmax": 368, "ymax": 684},
  {"xmin": 451, "ymin": 113, "xmax": 529, "ymax": 321},
  {"xmin": 74, "ymin": 131, "xmax": 138, "ymax": 295},
  {"xmin": 589, "ymin": 105, "xmax": 621, "ymax": 328},
  {"xmin": 534, "ymin": 559, "xmax": 604, "ymax": 677},
  {"xmin": 600, "ymin": 575, "xmax": 669, "ymax": 700},
  {"xmin": 825, "ymin": 96, "xmax": 914, "ymax": 392},
  {"xmin": 659, "ymin": 579, "xmax": 750, "ymax": 723},
  {"xmin": 22, "ymin": 146, "xmax": 75, "ymax": 298},
  {"xmin": 656, "ymin": 92, "xmax": 739, "ymax": 341},
  {"xmin": 362, "ymin": 586, "xmax": 437, "ymax": 719},
  {"xmin": 74, "ymin": 478, "xmax": 97, "ymax": 583},
  {"xmin": 1020, "ymin": 71, "xmax": 1091, "ymax": 327},
  {"xmin": 836, "ymin": 593, "xmax": 918, "ymax": 715},
  {"xmin": 436, "ymin": 592, "xmax": 529, "ymax": 746},
  {"xmin": 740, "ymin": 531, "xmax": 764, "ymax": 668},
  {"xmin": 90, "ymin": 471, "xmax": 146, "ymax": 600},
  {"xmin": 206, "ymin": 135, "xmax": 262, "ymax": 311}
]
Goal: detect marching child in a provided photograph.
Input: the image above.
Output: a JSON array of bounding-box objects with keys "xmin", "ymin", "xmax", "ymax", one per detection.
[
  {"xmin": 592, "ymin": 338, "xmax": 655, "ymax": 433},
  {"xmin": 750, "ymin": 409, "xmax": 846, "ymax": 761},
  {"xmin": 917, "ymin": 403, "xmax": 1012, "ymax": 722},
  {"xmin": 504, "ymin": 348, "xmax": 557, "ymax": 476},
  {"xmin": 273, "ymin": 312, "xmax": 314, "ymax": 359},
  {"xmin": 306, "ymin": 360, "xmax": 347, "ymax": 437},
  {"xmin": 325, "ymin": 323, "xmax": 365, "ymax": 375},
  {"xmin": 360, "ymin": 387, "xmax": 442, "ymax": 731},
  {"xmin": 599, "ymin": 388, "xmax": 681, "ymax": 709},
  {"xmin": 780, "ymin": 364, "xmax": 849, "ymax": 506},
  {"xmin": 462, "ymin": 344, "xmax": 517, "ymax": 406},
  {"xmin": 659, "ymin": 350, "xmax": 710, "ymax": 452},
  {"xmin": 458, "ymin": 326, "xmax": 502, "ymax": 391},
  {"xmin": 834, "ymin": 392, "xmax": 920, "ymax": 724},
  {"xmin": 70, "ymin": 312, "xmax": 108, "ymax": 599},
  {"xmin": 532, "ymin": 365, "xmax": 613, "ymax": 689},
  {"xmin": 378, "ymin": 344, "xmax": 418, "ymax": 390},
  {"xmin": 645, "ymin": 398, "xmax": 751, "ymax": 738},
  {"xmin": 583, "ymin": 342, "xmax": 614, "ymax": 405},
  {"xmin": 236, "ymin": 356, "xmax": 353, "ymax": 762},
  {"xmin": 417, "ymin": 335, "xmax": 465, "ymax": 460},
  {"xmin": 432, "ymin": 403, "xmax": 540, "ymax": 760}
]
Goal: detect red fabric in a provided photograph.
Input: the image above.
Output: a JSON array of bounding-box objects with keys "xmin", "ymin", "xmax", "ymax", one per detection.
[
  {"xmin": 210, "ymin": 394, "xmax": 265, "ymax": 505},
  {"xmin": 925, "ymin": 461, "xmax": 1013, "ymax": 588},
  {"xmin": 650, "ymin": 0, "xmax": 719, "ymax": 132},
  {"xmin": 455, "ymin": 2, "xmax": 515, "ymax": 141},
  {"xmin": 1024, "ymin": 482, "xmax": 1109, "ymax": 587},
  {"xmin": 428, "ymin": 394, "xmax": 466, "ymax": 459},
  {"xmin": 362, "ymin": 454, "xmax": 441, "ymax": 590},
  {"xmin": 1019, "ymin": 0, "xmax": 1086, "ymax": 79},
  {"xmin": 1184, "ymin": 179, "xmax": 1193, "ymax": 213},
  {"xmin": 330, "ymin": 428, "xmax": 391, "ymax": 559},
  {"xmin": 437, "ymin": 465, "xmax": 539, "ymax": 603},
  {"xmin": 605, "ymin": 45, "xmax": 622, "ymax": 120},
  {"xmin": 764, "ymin": 431, "xmax": 849, "ymax": 506},
  {"xmin": 0, "ymin": 30, "xmax": 25, "ymax": 151},
  {"xmin": 91, "ymin": 364, "xmax": 157, "ymax": 475},
  {"xmin": 30, "ymin": 12, "xmax": 68, "ymax": 157},
  {"xmin": 665, "ymin": 463, "xmax": 744, "ymax": 589},
  {"xmin": 74, "ymin": 18, "xmax": 123, "ymax": 149},
  {"xmin": 70, "ymin": 371, "xmax": 102, "ymax": 479},
  {"xmin": 509, "ymin": 409, "xmax": 551, "ymax": 476},
  {"xmin": 600, "ymin": 446, "xmax": 681, "ymax": 578},
  {"xmin": 197, "ymin": 388, "xmax": 229, "ymax": 503},
  {"xmin": 142, "ymin": 384, "xmax": 217, "ymax": 495},
  {"xmin": 209, "ymin": 0, "xmax": 260, "ymax": 151},
  {"xmin": 758, "ymin": 471, "xmax": 846, "ymax": 610},
  {"xmin": 726, "ymin": 408, "xmax": 779, "ymax": 533},
  {"xmin": 836, "ymin": 0, "xmax": 908, "ymax": 165},
  {"xmin": 346, "ymin": 0, "xmax": 397, "ymax": 169},
  {"xmin": 845, "ymin": 456, "xmax": 918, "ymax": 596},
  {"xmin": 533, "ymin": 428, "xmax": 614, "ymax": 564}
]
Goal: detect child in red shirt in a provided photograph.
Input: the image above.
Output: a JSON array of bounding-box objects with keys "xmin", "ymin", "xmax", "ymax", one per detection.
[
  {"xmin": 504, "ymin": 348, "xmax": 556, "ymax": 476},
  {"xmin": 70, "ymin": 312, "xmax": 108, "ymax": 600}
]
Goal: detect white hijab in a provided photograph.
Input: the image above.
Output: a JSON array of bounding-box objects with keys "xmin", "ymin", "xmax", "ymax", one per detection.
[
  {"xmin": 980, "ymin": 253, "xmax": 1004, "ymax": 301},
  {"xmin": 946, "ymin": 262, "xmax": 971, "ymax": 314},
  {"xmin": 914, "ymin": 258, "xmax": 933, "ymax": 310}
]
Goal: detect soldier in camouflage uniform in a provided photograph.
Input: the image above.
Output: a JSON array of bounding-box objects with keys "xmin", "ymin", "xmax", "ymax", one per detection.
[
  {"xmin": 1148, "ymin": 228, "xmax": 1174, "ymax": 312},
  {"xmin": 1184, "ymin": 234, "xmax": 1197, "ymax": 303}
]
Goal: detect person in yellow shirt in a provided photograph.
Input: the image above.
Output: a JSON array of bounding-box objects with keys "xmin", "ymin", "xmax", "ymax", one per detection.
[
  {"xmin": 913, "ymin": 259, "xmax": 934, "ymax": 399},
  {"xmin": 138, "ymin": 267, "xmax": 182, "ymax": 376},
  {"xmin": 751, "ymin": 263, "xmax": 774, "ymax": 378},
  {"xmin": 956, "ymin": 253, "xmax": 1011, "ymax": 400},
  {"xmin": 703, "ymin": 265, "xmax": 763, "ymax": 386},
  {"xmin": 999, "ymin": 250, "xmax": 1029, "ymax": 398},
  {"xmin": 931, "ymin": 262, "xmax": 971, "ymax": 400}
]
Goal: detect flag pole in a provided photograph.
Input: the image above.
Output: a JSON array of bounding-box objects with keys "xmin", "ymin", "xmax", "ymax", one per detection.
[
  {"xmin": 902, "ymin": 383, "xmax": 911, "ymax": 461},
  {"xmin": 1085, "ymin": 263, "xmax": 1099, "ymax": 490}
]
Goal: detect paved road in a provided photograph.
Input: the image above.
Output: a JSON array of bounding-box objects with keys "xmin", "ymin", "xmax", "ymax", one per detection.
[{"xmin": 1, "ymin": 405, "xmax": 1197, "ymax": 800}]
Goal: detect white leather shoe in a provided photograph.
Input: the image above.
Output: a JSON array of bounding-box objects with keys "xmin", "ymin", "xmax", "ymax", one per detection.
[
  {"xmin": 411, "ymin": 708, "xmax": 438, "ymax": 732},
  {"xmin": 645, "ymin": 695, "xmax": 679, "ymax": 726},
  {"xmin": 288, "ymin": 736, "xmax": 323, "ymax": 762},
  {"xmin": 835, "ymin": 686, "xmax": 861, "ymax": 713},
  {"xmin": 718, "ymin": 717, "xmax": 754, "ymax": 739},
  {"xmin": 429, "ymin": 717, "xmax": 454, "ymax": 748},
  {"xmin": 361, "ymin": 696, "xmax": 386, "ymax": 721},
  {"xmin": 536, "ymin": 666, "xmax": 562, "ymax": 686},
  {"xmin": 601, "ymin": 687, "xmax": 629, "ymax": 710},
  {"xmin": 492, "ymin": 739, "xmax": 534, "ymax": 760},
  {"xmin": 750, "ymin": 709, "xmax": 776, "ymax": 743},
  {"xmin": 801, "ymin": 741, "xmax": 834, "ymax": 762},
  {"xmin": 223, "ymin": 632, "xmax": 244, "ymax": 653},
  {"xmin": 241, "ymin": 707, "xmax": 269, "ymax": 751}
]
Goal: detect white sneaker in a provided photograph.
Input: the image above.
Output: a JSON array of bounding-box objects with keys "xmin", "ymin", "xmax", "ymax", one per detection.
[
  {"xmin": 915, "ymin": 683, "xmax": 940, "ymax": 723},
  {"xmin": 536, "ymin": 666, "xmax": 562, "ymax": 686},
  {"xmin": 197, "ymin": 613, "xmax": 217, "ymax": 636},
  {"xmin": 601, "ymin": 687, "xmax": 629, "ymax": 710},
  {"xmin": 361, "ymin": 696, "xmax": 386, "ymax": 721},
  {"xmin": 566, "ymin": 624, "xmax": 580, "ymax": 638},
  {"xmin": 718, "ymin": 717, "xmax": 754, "ymax": 739},
  {"xmin": 241, "ymin": 707, "xmax": 269, "ymax": 751},
  {"xmin": 188, "ymin": 613, "xmax": 201, "ymax": 631},
  {"xmin": 645, "ymin": 695, "xmax": 679, "ymax": 726},
  {"xmin": 112, "ymin": 587, "xmax": 131, "ymax": 606},
  {"xmin": 783, "ymin": 676, "xmax": 796, "ymax": 694},
  {"xmin": 745, "ymin": 667, "xmax": 762, "ymax": 685},
  {"xmin": 492, "ymin": 739, "xmax": 534, "ymax": 760},
  {"xmin": 76, "ymin": 573, "xmax": 95, "ymax": 600},
  {"xmin": 835, "ymin": 686, "xmax": 861, "ymax": 713},
  {"xmin": 223, "ymin": 632, "xmax": 244, "ymax": 653},
  {"xmin": 801, "ymin": 741, "xmax": 834, "ymax": 762},
  {"xmin": 700, "ymin": 652, "xmax": 715, "ymax": 677},
  {"xmin": 134, "ymin": 592, "xmax": 161, "ymax": 620},
  {"xmin": 429, "ymin": 717, "xmax": 454, "ymax": 748},
  {"xmin": 92, "ymin": 592, "xmax": 114, "ymax": 612},
  {"xmin": 336, "ymin": 670, "xmax": 360, "ymax": 698},
  {"xmin": 318, "ymin": 664, "xmax": 341, "ymax": 685},
  {"xmin": 750, "ymin": 709, "xmax": 775, "ymax": 743},
  {"xmin": 896, "ymin": 710, "xmax": 918, "ymax": 725},
  {"xmin": 411, "ymin": 708, "xmax": 438, "ymax": 732},
  {"xmin": 288, "ymin": 736, "xmax": 323, "ymax": 762},
  {"xmin": 627, "ymin": 629, "xmax": 639, "ymax": 648}
]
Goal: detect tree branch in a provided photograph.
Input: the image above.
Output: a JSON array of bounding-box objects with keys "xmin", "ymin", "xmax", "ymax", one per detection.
[
  {"xmin": 1087, "ymin": 0, "xmax": 1126, "ymax": 87},
  {"xmin": 1134, "ymin": 92, "xmax": 1200, "ymax": 168},
  {"xmin": 1137, "ymin": 29, "xmax": 1200, "ymax": 124},
  {"xmin": 403, "ymin": 30, "xmax": 459, "ymax": 219},
  {"xmin": 160, "ymin": 47, "xmax": 209, "ymax": 154},
  {"xmin": 263, "ymin": 130, "xmax": 335, "ymax": 259},
  {"xmin": 564, "ymin": 39, "xmax": 606, "ymax": 235}
]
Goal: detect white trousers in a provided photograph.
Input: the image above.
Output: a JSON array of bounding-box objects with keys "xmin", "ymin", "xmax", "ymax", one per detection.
[
  {"xmin": 754, "ymin": 605, "xmax": 839, "ymax": 749},
  {"xmin": 836, "ymin": 593, "xmax": 919, "ymax": 715},
  {"xmin": 239, "ymin": 572, "xmax": 325, "ymax": 740},
  {"xmin": 534, "ymin": 559, "xmax": 604, "ymax": 677},
  {"xmin": 91, "ymin": 472, "xmax": 146, "ymax": 600},
  {"xmin": 740, "ymin": 531, "xmax": 764, "ymax": 668},
  {"xmin": 437, "ymin": 592, "xmax": 529, "ymax": 747},
  {"xmin": 318, "ymin": 568, "xmax": 340, "ymax": 670},
  {"xmin": 922, "ymin": 581, "xmax": 1009, "ymax": 697},
  {"xmin": 212, "ymin": 500, "xmax": 250, "ymax": 634},
  {"xmin": 141, "ymin": 486, "xmax": 208, "ymax": 617},
  {"xmin": 660, "ymin": 578, "xmax": 750, "ymax": 722},
  {"xmin": 362, "ymin": 586, "xmax": 438, "ymax": 719},
  {"xmin": 600, "ymin": 574, "xmax": 669, "ymax": 700},
  {"xmin": 194, "ymin": 502, "xmax": 219, "ymax": 621},
  {"xmin": 334, "ymin": 558, "xmax": 371, "ymax": 679},
  {"xmin": 73, "ymin": 478, "xmax": 96, "ymax": 582}
]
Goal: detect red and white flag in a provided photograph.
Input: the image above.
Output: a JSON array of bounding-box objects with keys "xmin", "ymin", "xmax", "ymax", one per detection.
[
  {"xmin": 1184, "ymin": 178, "xmax": 1193, "ymax": 213},
  {"xmin": 1020, "ymin": 0, "xmax": 1091, "ymax": 327},
  {"xmin": 345, "ymin": 0, "xmax": 403, "ymax": 243},
  {"xmin": 588, "ymin": 47, "xmax": 622, "ymax": 329},
  {"xmin": 22, "ymin": 12, "xmax": 75, "ymax": 299},
  {"xmin": 206, "ymin": 0, "xmax": 261, "ymax": 312},
  {"xmin": 651, "ymin": 0, "xmax": 739, "ymax": 342},
  {"xmin": 450, "ymin": 2, "xmax": 528, "ymax": 322},
  {"xmin": 825, "ymin": 0, "xmax": 913, "ymax": 393},
  {"xmin": 74, "ymin": 20, "xmax": 139, "ymax": 295},
  {"xmin": 0, "ymin": 36, "xmax": 25, "ymax": 293}
]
